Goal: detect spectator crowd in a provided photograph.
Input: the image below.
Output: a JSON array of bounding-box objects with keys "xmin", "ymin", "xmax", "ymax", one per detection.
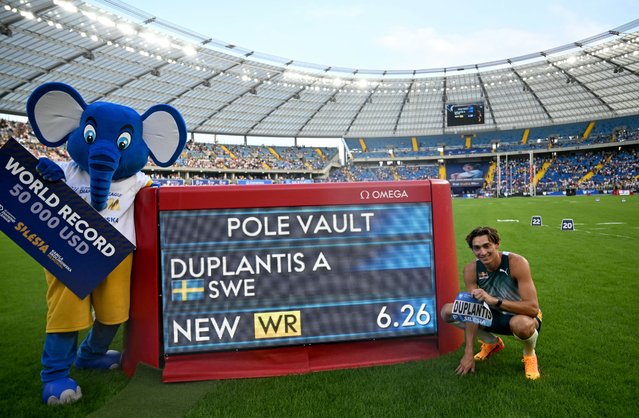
[{"xmin": 2, "ymin": 117, "xmax": 637, "ymax": 192}]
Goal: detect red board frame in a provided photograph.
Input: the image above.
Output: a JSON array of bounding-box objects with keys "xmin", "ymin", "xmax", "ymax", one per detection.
[{"xmin": 122, "ymin": 180, "xmax": 462, "ymax": 382}]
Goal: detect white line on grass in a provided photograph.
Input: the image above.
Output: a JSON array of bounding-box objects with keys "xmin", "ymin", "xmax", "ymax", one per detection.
[
  {"xmin": 595, "ymin": 233, "xmax": 633, "ymax": 239},
  {"xmin": 574, "ymin": 229, "xmax": 633, "ymax": 239}
]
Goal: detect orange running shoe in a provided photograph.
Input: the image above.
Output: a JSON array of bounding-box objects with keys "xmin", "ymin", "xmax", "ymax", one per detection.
[
  {"xmin": 523, "ymin": 354, "xmax": 540, "ymax": 380},
  {"xmin": 473, "ymin": 337, "xmax": 505, "ymax": 361}
]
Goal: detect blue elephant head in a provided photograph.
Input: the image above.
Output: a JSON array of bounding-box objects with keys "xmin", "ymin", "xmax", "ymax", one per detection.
[{"xmin": 26, "ymin": 82, "xmax": 186, "ymax": 211}]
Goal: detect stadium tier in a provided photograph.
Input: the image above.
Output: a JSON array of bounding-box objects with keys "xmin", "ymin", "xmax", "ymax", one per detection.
[{"xmin": 2, "ymin": 116, "xmax": 637, "ymax": 193}]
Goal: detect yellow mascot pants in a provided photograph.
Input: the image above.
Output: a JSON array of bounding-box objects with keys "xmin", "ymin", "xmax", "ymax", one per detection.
[{"xmin": 44, "ymin": 254, "xmax": 133, "ymax": 333}]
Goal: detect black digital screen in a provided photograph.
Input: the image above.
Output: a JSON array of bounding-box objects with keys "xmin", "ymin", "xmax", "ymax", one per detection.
[
  {"xmin": 159, "ymin": 203, "xmax": 437, "ymax": 354},
  {"xmin": 446, "ymin": 103, "xmax": 484, "ymax": 126}
]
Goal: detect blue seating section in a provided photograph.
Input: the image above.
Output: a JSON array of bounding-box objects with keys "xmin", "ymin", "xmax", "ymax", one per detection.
[
  {"xmin": 346, "ymin": 115, "xmax": 639, "ymax": 159},
  {"xmin": 528, "ymin": 121, "xmax": 588, "ymax": 142},
  {"xmin": 473, "ymin": 129, "xmax": 525, "ymax": 146},
  {"xmin": 591, "ymin": 115, "xmax": 639, "ymax": 136}
]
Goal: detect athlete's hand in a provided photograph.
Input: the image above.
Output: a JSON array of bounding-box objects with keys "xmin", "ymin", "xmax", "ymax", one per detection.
[
  {"xmin": 456, "ymin": 352, "xmax": 476, "ymax": 375},
  {"xmin": 471, "ymin": 288, "xmax": 495, "ymax": 304}
]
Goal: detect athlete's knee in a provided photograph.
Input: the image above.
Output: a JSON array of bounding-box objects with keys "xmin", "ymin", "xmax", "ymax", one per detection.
[
  {"xmin": 509, "ymin": 315, "xmax": 536, "ymax": 338},
  {"xmin": 440, "ymin": 303, "xmax": 453, "ymax": 322}
]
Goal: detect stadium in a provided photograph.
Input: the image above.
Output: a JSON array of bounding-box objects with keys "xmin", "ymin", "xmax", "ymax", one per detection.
[{"xmin": 0, "ymin": 0, "xmax": 638, "ymax": 416}]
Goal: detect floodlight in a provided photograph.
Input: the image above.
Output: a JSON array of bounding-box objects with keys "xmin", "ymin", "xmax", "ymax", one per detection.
[
  {"xmin": 97, "ymin": 15, "xmax": 115, "ymax": 27},
  {"xmin": 54, "ymin": 0, "xmax": 77, "ymax": 13},
  {"xmin": 182, "ymin": 45, "xmax": 197, "ymax": 56},
  {"xmin": 117, "ymin": 23, "xmax": 136, "ymax": 36}
]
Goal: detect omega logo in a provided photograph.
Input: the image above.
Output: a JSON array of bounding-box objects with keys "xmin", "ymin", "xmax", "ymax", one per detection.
[{"xmin": 360, "ymin": 189, "xmax": 408, "ymax": 200}]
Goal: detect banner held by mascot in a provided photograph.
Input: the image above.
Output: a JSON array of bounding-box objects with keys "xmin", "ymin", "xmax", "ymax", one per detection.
[{"xmin": 26, "ymin": 82, "xmax": 186, "ymax": 405}]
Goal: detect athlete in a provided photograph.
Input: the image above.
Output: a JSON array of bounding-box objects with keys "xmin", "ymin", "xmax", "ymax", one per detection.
[{"xmin": 441, "ymin": 226, "xmax": 542, "ymax": 379}]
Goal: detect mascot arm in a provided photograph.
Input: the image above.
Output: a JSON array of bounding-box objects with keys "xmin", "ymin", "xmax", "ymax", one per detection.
[{"xmin": 36, "ymin": 157, "xmax": 66, "ymax": 181}]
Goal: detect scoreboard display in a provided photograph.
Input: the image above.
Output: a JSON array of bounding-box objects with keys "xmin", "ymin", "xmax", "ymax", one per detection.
[
  {"xmin": 446, "ymin": 103, "xmax": 484, "ymax": 126},
  {"xmin": 123, "ymin": 180, "xmax": 461, "ymax": 382},
  {"xmin": 160, "ymin": 202, "xmax": 436, "ymax": 354}
]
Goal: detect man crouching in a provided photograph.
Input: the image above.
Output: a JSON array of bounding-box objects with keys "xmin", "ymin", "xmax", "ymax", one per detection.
[{"xmin": 441, "ymin": 226, "xmax": 542, "ymax": 380}]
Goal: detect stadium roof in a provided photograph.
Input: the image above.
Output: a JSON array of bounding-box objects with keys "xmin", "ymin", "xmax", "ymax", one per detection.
[{"xmin": 2, "ymin": 0, "xmax": 639, "ymax": 138}]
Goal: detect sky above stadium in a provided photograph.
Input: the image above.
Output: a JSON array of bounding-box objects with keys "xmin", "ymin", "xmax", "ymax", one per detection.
[{"xmin": 118, "ymin": 0, "xmax": 636, "ymax": 70}]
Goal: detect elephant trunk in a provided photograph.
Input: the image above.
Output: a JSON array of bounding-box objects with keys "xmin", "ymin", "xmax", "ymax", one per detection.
[{"xmin": 88, "ymin": 143, "xmax": 121, "ymax": 211}]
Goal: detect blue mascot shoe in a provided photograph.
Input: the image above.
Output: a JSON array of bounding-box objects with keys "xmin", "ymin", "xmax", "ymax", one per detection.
[
  {"xmin": 42, "ymin": 377, "xmax": 82, "ymax": 405},
  {"xmin": 74, "ymin": 350, "xmax": 121, "ymax": 370}
]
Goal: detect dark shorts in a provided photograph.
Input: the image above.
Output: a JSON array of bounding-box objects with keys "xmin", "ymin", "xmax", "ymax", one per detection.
[{"xmin": 483, "ymin": 308, "xmax": 543, "ymax": 335}]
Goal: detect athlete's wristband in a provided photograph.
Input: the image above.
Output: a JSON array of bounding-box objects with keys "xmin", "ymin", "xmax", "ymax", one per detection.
[{"xmin": 495, "ymin": 298, "xmax": 503, "ymax": 308}]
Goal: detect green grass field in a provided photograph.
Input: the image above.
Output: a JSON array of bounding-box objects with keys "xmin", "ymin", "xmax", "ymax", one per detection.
[{"xmin": 1, "ymin": 194, "xmax": 638, "ymax": 417}]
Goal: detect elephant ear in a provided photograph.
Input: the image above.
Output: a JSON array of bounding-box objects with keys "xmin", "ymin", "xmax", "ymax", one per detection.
[
  {"xmin": 26, "ymin": 82, "xmax": 86, "ymax": 147},
  {"xmin": 141, "ymin": 104, "xmax": 187, "ymax": 167}
]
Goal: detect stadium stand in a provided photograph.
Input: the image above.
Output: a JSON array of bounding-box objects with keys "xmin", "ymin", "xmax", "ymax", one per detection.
[{"xmin": 2, "ymin": 115, "xmax": 637, "ymax": 193}]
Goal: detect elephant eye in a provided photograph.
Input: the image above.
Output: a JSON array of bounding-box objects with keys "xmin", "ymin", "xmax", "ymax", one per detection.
[
  {"xmin": 117, "ymin": 132, "xmax": 132, "ymax": 150},
  {"xmin": 83, "ymin": 124, "xmax": 96, "ymax": 144}
]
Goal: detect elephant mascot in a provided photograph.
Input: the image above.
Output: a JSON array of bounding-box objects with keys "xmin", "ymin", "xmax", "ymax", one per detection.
[{"xmin": 26, "ymin": 82, "xmax": 187, "ymax": 405}]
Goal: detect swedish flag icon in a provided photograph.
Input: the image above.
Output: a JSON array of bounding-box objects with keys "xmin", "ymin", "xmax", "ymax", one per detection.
[{"xmin": 171, "ymin": 279, "xmax": 205, "ymax": 302}]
